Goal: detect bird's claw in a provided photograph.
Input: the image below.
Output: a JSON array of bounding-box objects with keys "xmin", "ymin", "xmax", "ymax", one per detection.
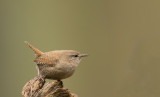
[{"xmin": 57, "ymin": 80, "xmax": 63, "ymax": 88}]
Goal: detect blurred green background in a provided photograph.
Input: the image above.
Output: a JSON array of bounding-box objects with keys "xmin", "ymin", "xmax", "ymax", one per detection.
[{"xmin": 1, "ymin": 0, "xmax": 160, "ymax": 97}]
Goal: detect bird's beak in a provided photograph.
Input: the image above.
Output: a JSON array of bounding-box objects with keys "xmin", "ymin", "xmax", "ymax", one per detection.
[{"xmin": 80, "ymin": 54, "xmax": 88, "ymax": 57}]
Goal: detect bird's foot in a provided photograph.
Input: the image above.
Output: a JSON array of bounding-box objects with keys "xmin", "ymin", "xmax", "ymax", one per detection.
[
  {"xmin": 57, "ymin": 80, "xmax": 63, "ymax": 88},
  {"xmin": 37, "ymin": 76, "xmax": 45, "ymax": 84}
]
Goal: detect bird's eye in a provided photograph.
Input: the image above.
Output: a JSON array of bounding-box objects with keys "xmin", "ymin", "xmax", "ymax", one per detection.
[{"xmin": 73, "ymin": 55, "xmax": 79, "ymax": 57}]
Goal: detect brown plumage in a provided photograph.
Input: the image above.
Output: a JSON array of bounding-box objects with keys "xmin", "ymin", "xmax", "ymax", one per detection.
[{"xmin": 25, "ymin": 41, "xmax": 87, "ymax": 81}]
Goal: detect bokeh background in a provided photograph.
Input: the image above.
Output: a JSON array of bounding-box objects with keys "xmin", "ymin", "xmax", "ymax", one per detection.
[{"xmin": 1, "ymin": 0, "xmax": 160, "ymax": 97}]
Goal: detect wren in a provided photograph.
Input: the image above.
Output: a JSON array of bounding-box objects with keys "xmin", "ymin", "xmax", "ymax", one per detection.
[{"xmin": 25, "ymin": 41, "xmax": 87, "ymax": 83}]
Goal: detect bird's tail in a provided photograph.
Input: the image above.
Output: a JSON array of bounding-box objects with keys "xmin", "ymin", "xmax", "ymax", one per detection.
[{"xmin": 24, "ymin": 41, "xmax": 43, "ymax": 57}]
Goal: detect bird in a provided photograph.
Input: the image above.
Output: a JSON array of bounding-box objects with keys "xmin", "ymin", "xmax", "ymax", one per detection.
[{"xmin": 24, "ymin": 41, "xmax": 87, "ymax": 84}]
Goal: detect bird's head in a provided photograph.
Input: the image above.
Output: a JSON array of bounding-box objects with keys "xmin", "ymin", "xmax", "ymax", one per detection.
[{"xmin": 55, "ymin": 50, "xmax": 88, "ymax": 66}]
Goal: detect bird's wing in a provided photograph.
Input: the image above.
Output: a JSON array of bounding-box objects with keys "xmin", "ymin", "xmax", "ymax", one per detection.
[{"xmin": 34, "ymin": 54, "xmax": 58, "ymax": 66}]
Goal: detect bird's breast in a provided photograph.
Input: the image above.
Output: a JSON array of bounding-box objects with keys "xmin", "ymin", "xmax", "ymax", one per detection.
[{"xmin": 38, "ymin": 63, "xmax": 77, "ymax": 80}]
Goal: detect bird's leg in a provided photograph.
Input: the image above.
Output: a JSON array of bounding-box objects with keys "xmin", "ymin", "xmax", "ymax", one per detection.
[{"xmin": 57, "ymin": 80, "xmax": 63, "ymax": 87}]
